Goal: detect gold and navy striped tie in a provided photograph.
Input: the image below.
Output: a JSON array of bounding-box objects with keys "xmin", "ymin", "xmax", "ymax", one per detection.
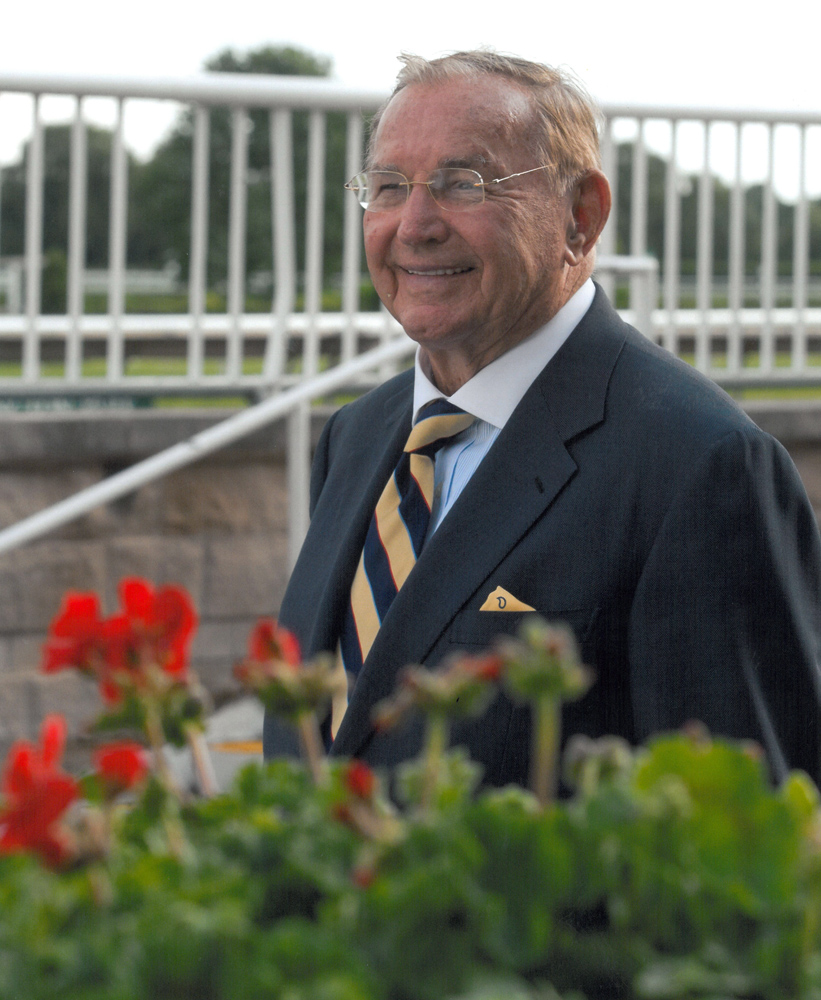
[{"xmin": 338, "ymin": 400, "xmax": 474, "ymax": 705}]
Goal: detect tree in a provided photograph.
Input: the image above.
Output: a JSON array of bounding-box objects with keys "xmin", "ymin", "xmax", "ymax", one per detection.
[
  {"xmin": 0, "ymin": 123, "xmax": 143, "ymax": 267},
  {"xmin": 130, "ymin": 45, "xmax": 351, "ymax": 298},
  {"xmin": 615, "ymin": 141, "xmax": 821, "ymax": 284},
  {"xmin": 0, "ymin": 124, "xmax": 143, "ymax": 310}
]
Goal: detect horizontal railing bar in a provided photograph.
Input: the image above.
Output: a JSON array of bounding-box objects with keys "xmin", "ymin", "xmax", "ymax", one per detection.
[
  {"xmin": 3, "ymin": 308, "xmax": 820, "ymax": 339},
  {"xmin": 596, "ymin": 255, "xmax": 658, "ymax": 274},
  {"xmin": 0, "ymin": 376, "xmax": 386, "ymax": 394},
  {"xmin": 0, "ymin": 72, "xmax": 388, "ymax": 111},
  {"xmin": 603, "ymin": 103, "xmax": 821, "ymax": 125},
  {"xmin": 3, "ymin": 73, "xmax": 820, "ymax": 124},
  {"xmin": 0, "ymin": 334, "xmax": 415, "ymax": 555},
  {"xmin": 0, "ymin": 312, "xmax": 402, "ymax": 336}
]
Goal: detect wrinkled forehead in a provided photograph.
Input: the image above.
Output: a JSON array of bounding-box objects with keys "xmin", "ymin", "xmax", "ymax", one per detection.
[{"xmin": 369, "ymin": 76, "xmax": 537, "ymax": 170}]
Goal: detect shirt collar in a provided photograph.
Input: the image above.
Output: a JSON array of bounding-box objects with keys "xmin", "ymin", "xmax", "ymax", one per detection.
[{"xmin": 412, "ymin": 278, "xmax": 595, "ymax": 427}]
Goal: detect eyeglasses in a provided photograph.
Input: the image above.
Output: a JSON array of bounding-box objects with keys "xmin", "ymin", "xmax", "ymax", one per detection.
[{"xmin": 344, "ymin": 165, "xmax": 552, "ymax": 213}]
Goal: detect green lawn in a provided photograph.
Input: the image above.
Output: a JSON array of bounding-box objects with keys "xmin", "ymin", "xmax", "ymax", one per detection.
[{"xmin": 3, "ymin": 344, "xmax": 821, "ymax": 409}]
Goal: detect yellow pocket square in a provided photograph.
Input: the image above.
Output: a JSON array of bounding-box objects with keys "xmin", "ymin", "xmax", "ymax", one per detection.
[{"xmin": 480, "ymin": 586, "xmax": 535, "ymax": 612}]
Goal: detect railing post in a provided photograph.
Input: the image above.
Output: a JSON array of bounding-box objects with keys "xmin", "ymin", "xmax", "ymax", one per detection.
[
  {"xmin": 696, "ymin": 121, "xmax": 715, "ymax": 373},
  {"xmin": 23, "ymin": 95, "xmax": 44, "ymax": 381},
  {"xmin": 341, "ymin": 112, "xmax": 365, "ymax": 364},
  {"xmin": 107, "ymin": 98, "xmax": 129, "ymax": 381},
  {"xmin": 287, "ymin": 401, "xmax": 312, "ymax": 571},
  {"xmin": 629, "ymin": 120, "xmax": 648, "ymax": 324},
  {"xmin": 303, "ymin": 109, "xmax": 327, "ymax": 380},
  {"xmin": 267, "ymin": 108, "xmax": 295, "ymax": 385},
  {"xmin": 793, "ymin": 124, "xmax": 809, "ymax": 372},
  {"xmin": 227, "ymin": 106, "xmax": 249, "ymax": 381},
  {"xmin": 66, "ymin": 99, "xmax": 87, "ymax": 382},
  {"xmin": 727, "ymin": 122, "xmax": 745, "ymax": 377},
  {"xmin": 188, "ymin": 104, "xmax": 210, "ymax": 380},
  {"xmin": 662, "ymin": 120, "xmax": 680, "ymax": 353}
]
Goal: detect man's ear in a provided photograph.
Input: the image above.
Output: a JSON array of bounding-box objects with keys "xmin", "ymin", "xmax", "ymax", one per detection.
[{"xmin": 564, "ymin": 170, "xmax": 611, "ymax": 266}]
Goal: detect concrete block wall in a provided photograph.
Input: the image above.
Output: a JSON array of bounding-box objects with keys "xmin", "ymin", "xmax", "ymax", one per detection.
[{"xmin": 0, "ymin": 408, "xmax": 324, "ymax": 759}]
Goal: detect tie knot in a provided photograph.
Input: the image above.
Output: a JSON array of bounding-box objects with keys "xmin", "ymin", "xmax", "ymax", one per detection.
[{"xmin": 405, "ymin": 400, "xmax": 475, "ymax": 456}]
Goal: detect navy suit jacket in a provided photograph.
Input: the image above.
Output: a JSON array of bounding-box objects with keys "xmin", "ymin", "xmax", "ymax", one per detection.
[{"xmin": 265, "ymin": 287, "xmax": 821, "ymax": 786}]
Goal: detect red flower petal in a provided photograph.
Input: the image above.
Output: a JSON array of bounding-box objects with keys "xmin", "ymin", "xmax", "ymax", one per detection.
[
  {"xmin": 94, "ymin": 741, "xmax": 149, "ymax": 793},
  {"xmin": 40, "ymin": 715, "xmax": 66, "ymax": 769},
  {"xmin": 0, "ymin": 715, "xmax": 79, "ymax": 869},
  {"xmin": 344, "ymin": 760, "xmax": 376, "ymax": 800},
  {"xmin": 41, "ymin": 592, "xmax": 105, "ymax": 674},
  {"xmin": 248, "ymin": 619, "xmax": 301, "ymax": 667},
  {"xmin": 119, "ymin": 578, "xmax": 154, "ymax": 620}
]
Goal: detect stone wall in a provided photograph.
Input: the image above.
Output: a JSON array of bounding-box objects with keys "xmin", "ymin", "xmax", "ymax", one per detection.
[{"xmin": 1, "ymin": 400, "xmax": 821, "ymax": 759}]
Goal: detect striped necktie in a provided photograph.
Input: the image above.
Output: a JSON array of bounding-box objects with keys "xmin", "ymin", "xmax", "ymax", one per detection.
[{"xmin": 338, "ymin": 400, "xmax": 475, "ymax": 697}]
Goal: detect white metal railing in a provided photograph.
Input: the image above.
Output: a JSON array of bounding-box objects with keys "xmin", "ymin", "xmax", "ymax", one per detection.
[
  {"xmin": 0, "ymin": 72, "xmax": 820, "ymax": 396},
  {"xmin": 598, "ymin": 105, "xmax": 821, "ymax": 383}
]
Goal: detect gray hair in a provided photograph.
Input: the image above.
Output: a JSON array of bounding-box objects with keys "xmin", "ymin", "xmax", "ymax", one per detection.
[{"xmin": 367, "ymin": 49, "xmax": 603, "ymax": 194}]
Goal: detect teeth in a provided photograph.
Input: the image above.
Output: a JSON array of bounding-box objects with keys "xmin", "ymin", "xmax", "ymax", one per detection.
[{"xmin": 406, "ymin": 267, "xmax": 470, "ymax": 276}]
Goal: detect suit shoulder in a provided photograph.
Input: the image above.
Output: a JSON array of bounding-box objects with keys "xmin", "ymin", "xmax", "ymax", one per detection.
[{"xmin": 612, "ymin": 323, "xmax": 763, "ymax": 445}]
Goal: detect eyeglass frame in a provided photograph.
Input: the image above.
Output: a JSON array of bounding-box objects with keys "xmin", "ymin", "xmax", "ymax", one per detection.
[{"xmin": 343, "ymin": 164, "xmax": 553, "ymax": 213}]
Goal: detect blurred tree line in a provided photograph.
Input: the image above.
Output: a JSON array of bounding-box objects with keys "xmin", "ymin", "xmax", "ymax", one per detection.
[
  {"xmin": 1, "ymin": 44, "xmax": 820, "ymax": 313},
  {"xmin": 614, "ymin": 144, "xmax": 821, "ymax": 278}
]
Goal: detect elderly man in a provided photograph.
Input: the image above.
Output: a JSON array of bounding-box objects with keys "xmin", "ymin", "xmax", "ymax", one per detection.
[{"xmin": 264, "ymin": 50, "xmax": 821, "ymax": 786}]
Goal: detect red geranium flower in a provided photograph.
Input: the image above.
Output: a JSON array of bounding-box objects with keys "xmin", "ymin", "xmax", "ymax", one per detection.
[
  {"xmin": 343, "ymin": 760, "xmax": 376, "ymax": 800},
  {"xmin": 119, "ymin": 578, "xmax": 197, "ymax": 679},
  {"xmin": 234, "ymin": 620, "xmax": 345, "ymax": 723},
  {"xmin": 234, "ymin": 620, "xmax": 303, "ymax": 691},
  {"xmin": 246, "ymin": 619, "xmax": 302, "ymax": 668},
  {"xmin": 93, "ymin": 741, "xmax": 150, "ymax": 796},
  {"xmin": 42, "ymin": 578, "xmax": 199, "ymax": 706},
  {"xmin": 42, "ymin": 592, "xmax": 106, "ymax": 675},
  {"xmin": 0, "ymin": 715, "xmax": 79, "ymax": 868}
]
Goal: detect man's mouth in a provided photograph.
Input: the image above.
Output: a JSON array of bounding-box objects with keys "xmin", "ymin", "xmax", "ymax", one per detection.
[{"xmin": 403, "ymin": 266, "xmax": 473, "ymax": 276}]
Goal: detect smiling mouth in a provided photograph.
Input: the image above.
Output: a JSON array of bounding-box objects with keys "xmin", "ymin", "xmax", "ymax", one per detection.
[{"xmin": 403, "ymin": 266, "xmax": 473, "ymax": 276}]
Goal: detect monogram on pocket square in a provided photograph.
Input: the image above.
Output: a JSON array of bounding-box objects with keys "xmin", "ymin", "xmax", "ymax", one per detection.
[{"xmin": 480, "ymin": 586, "xmax": 535, "ymax": 612}]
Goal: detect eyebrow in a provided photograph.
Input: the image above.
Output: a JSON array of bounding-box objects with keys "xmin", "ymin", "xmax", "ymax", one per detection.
[
  {"xmin": 368, "ymin": 154, "xmax": 494, "ymax": 174},
  {"xmin": 440, "ymin": 155, "xmax": 490, "ymax": 170}
]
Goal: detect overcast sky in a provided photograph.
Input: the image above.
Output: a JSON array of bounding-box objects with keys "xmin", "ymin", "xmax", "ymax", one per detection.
[{"xmin": 1, "ymin": 0, "xmax": 819, "ymax": 193}]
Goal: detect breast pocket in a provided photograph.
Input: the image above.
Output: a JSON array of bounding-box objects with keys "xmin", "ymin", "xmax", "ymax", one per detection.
[{"xmin": 448, "ymin": 607, "xmax": 598, "ymax": 654}]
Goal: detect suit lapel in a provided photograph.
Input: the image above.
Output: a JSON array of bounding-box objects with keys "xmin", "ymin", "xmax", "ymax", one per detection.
[{"xmin": 332, "ymin": 289, "xmax": 628, "ymax": 758}]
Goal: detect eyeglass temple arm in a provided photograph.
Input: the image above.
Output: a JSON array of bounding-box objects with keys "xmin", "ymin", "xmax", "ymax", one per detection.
[{"xmin": 485, "ymin": 164, "xmax": 552, "ymax": 186}]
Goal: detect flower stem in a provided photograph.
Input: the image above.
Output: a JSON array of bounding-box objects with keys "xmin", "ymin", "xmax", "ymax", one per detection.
[
  {"xmin": 421, "ymin": 713, "xmax": 449, "ymax": 811},
  {"xmin": 142, "ymin": 701, "xmax": 189, "ymax": 858},
  {"xmin": 297, "ymin": 712, "xmax": 326, "ymax": 785},
  {"xmin": 186, "ymin": 725, "xmax": 219, "ymax": 797},
  {"xmin": 87, "ymin": 864, "xmax": 113, "ymax": 908},
  {"xmin": 531, "ymin": 695, "xmax": 560, "ymax": 807},
  {"xmin": 143, "ymin": 701, "xmax": 181, "ymax": 797}
]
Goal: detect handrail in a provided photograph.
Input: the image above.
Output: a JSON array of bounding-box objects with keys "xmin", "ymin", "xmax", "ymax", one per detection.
[
  {"xmin": 3, "ymin": 71, "xmax": 821, "ymax": 123},
  {"xmin": 0, "ymin": 334, "xmax": 415, "ymax": 556},
  {"xmin": 0, "ymin": 71, "xmax": 386, "ymax": 110}
]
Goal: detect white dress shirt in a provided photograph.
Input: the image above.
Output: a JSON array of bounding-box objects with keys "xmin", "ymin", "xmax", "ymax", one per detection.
[{"xmin": 411, "ymin": 279, "xmax": 595, "ymax": 536}]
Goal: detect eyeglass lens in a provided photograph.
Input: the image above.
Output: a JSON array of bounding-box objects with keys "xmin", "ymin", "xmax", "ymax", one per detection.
[{"xmin": 353, "ymin": 169, "xmax": 485, "ymax": 212}]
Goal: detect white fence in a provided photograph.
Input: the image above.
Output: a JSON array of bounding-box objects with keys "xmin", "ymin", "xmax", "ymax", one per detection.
[{"xmin": 0, "ymin": 72, "xmax": 820, "ymax": 398}]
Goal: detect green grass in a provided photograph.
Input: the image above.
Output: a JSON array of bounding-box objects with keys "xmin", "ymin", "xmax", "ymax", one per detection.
[
  {"xmin": 73, "ymin": 283, "xmax": 384, "ymax": 316},
  {"xmin": 0, "ymin": 355, "xmax": 269, "ymax": 380},
  {"xmin": 4, "ymin": 337, "xmax": 821, "ymax": 410},
  {"xmin": 732, "ymin": 386, "xmax": 821, "ymax": 400}
]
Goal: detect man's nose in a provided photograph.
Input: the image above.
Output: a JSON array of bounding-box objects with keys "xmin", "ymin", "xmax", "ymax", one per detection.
[{"xmin": 396, "ymin": 182, "xmax": 449, "ymax": 244}]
